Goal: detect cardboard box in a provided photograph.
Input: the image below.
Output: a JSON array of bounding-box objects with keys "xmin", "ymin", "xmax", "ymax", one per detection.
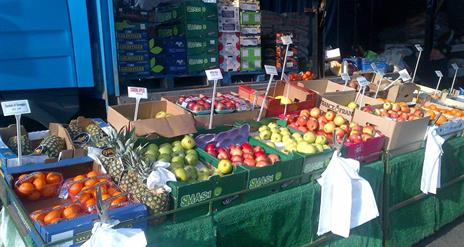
[
  {"xmin": 293, "ymin": 80, "xmax": 357, "ymax": 105},
  {"xmin": 156, "ymin": 1, "xmax": 218, "ymax": 23},
  {"xmin": 240, "ymin": 35, "xmax": 261, "ymax": 46},
  {"xmin": 0, "ymin": 124, "xmax": 86, "ymax": 175},
  {"xmin": 238, "ymin": 80, "xmax": 317, "ymax": 117},
  {"xmin": 240, "ymin": 46, "xmax": 261, "ymax": 71},
  {"xmin": 319, "ymin": 94, "xmax": 383, "ymax": 121},
  {"xmin": 7, "ymin": 158, "xmax": 148, "ymax": 246},
  {"xmin": 107, "ymin": 100, "xmax": 196, "ymax": 137},
  {"xmin": 219, "ymin": 55, "xmax": 241, "ymax": 72},
  {"xmin": 219, "ymin": 32, "xmax": 241, "ymax": 57},
  {"xmin": 352, "ymin": 106, "xmax": 429, "ymax": 153},
  {"xmin": 367, "ymin": 73, "xmax": 417, "ymax": 102},
  {"xmin": 187, "ymin": 54, "xmax": 218, "ymax": 73},
  {"xmin": 162, "ymin": 96, "xmax": 259, "ymax": 129},
  {"xmin": 157, "ymin": 20, "xmax": 218, "ymax": 39}
]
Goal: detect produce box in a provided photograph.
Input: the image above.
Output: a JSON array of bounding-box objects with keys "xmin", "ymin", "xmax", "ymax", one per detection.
[
  {"xmin": 118, "ymin": 61, "xmax": 150, "ymax": 76},
  {"xmin": 186, "ymin": 38, "xmax": 218, "ymax": 56},
  {"xmin": 292, "ymin": 79, "xmax": 356, "ymax": 103},
  {"xmin": 116, "ymin": 30, "xmax": 148, "ymax": 41},
  {"xmin": 197, "ymin": 129, "xmax": 304, "ymax": 201},
  {"xmin": 117, "ymin": 42, "xmax": 149, "ymax": 52},
  {"xmin": 0, "ymin": 123, "xmax": 86, "ymax": 176},
  {"xmin": 368, "ymin": 73, "xmax": 417, "ymax": 102},
  {"xmin": 219, "ymin": 16, "xmax": 240, "ymax": 32},
  {"xmin": 151, "ymin": 54, "xmax": 188, "ymax": 75},
  {"xmin": 240, "ymin": 46, "xmax": 261, "ymax": 71},
  {"xmin": 155, "ymin": 0, "xmax": 218, "ymax": 23},
  {"xmin": 187, "ymin": 54, "xmax": 218, "ymax": 73},
  {"xmin": 219, "ymin": 32, "xmax": 241, "ymax": 57},
  {"xmin": 420, "ymin": 102, "xmax": 464, "ymax": 138},
  {"xmin": 240, "ymin": 11, "xmax": 261, "ymax": 25},
  {"xmin": 353, "ymin": 105, "xmax": 429, "ymax": 154},
  {"xmin": 157, "ymin": 20, "xmax": 218, "ymax": 39},
  {"xmin": 238, "ymin": 80, "xmax": 317, "ymax": 117},
  {"xmin": 118, "ymin": 52, "xmax": 150, "ymax": 63},
  {"xmin": 138, "ymin": 134, "xmax": 247, "ymax": 222},
  {"xmin": 107, "ymin": 99, "xmax": 196, "ymax": 137},
  {"xmin": 219, "ymin": 55, "xmax": 241, "ymax": 72},
  {"xmin": 240, "ymin": 35, "xmax": 261, "ymax": 46},
  {"xmin": 342, "ymin": 131, "xmax": 386, "ymax": 164},
  {"xmin": 7, "ymin": 158, "xmax": 148, "ymax": 246},
  {"xmin": 319, "ymin": 93, "xmax": 383, "ymax": 121}
]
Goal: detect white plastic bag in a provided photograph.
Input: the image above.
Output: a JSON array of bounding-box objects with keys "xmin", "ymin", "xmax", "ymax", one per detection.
[
  {"xmin": 146, "ymin": 161, "xmax": 177, "ymax": 192},
  {"xmin": 81, "ymin": 221, "xmax": 147, "ymax": 247}
]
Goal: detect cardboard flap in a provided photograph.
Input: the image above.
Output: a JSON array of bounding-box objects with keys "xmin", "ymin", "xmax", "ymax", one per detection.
[
  {"xmin": 131, "ymin": 114, "xmax": 197, "ymax": 137},
  {"xmin": 0, "ymin": 125, "xmax": 28, "ymax": 141},
  {"xmin": 49, "ymin": 123, "xmax": 74, "ymax": 150}
]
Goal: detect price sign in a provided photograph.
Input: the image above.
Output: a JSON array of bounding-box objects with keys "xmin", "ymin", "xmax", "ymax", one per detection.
[
  {"xmin": 282, "ymin": 73, "xmax": 289, "ymax": 82},
  {"xmin": 264, "ymin": 65, "xmax": 278, "ymax": 76},
  {"xmin": 452, "ymin": 63, "xmax": 459, "ymax": 70},
  {"xmin": 398, "ymin": 69, "xmax": 412, "ymax": 82},
  {"xmin": 281, "ymin": 35, "xmax": 293, "ymax": 45},
  {"xmin": 1, "ymin": 100, "xmax": 31, "ymax": 116},
  {"xmin": 326, "ymin": 48, "xmax": 341, "ymax": 59},
  {"xmin": 435, "ymin": 70, "xmax": 443, "ymax": 78},
  {"xmin": 415, "ymin": 44, "xmax": 423, "ymax": 52},
  {"xmin": 341, "ymin": 73, "xmax": 351, "ymax": 81},
  {"xmin": 356, "ymin": 76, "xmax": 369, "ymax": 87},
  {"xmin": 128, "ymin": 87, "xmax": 148, "ymax": 99},
  {"xmin": 205, "ymin": 69, "xmax": 223, "ymax": 81}
]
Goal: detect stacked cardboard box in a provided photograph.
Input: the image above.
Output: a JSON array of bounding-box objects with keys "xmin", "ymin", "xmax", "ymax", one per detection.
[
  {"xmin": 155, "ymin": 0, "xmax": 219, "ymax": 74},
  {"xmin": 218, "ymin": 0, "xmax": 241, "ymax": 71},
  {"xmin": 239, "ymin": 0, "xmax": 261, "ymax": 71},
  {"xmin": 115, "ymin": 20, "xmax": 151, "ymax": 78},
  {"xmin": 275, "ymin": 32, "xmax": 299, "ymax": 70}
]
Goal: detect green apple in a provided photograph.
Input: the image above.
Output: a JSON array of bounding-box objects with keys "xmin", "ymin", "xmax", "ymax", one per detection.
[
  {"xmin": 144, "ymin": 152, "xmax": 158, "ymax": 162},
  {"xmin": 270, "ymin": 127, "xmax": 280, "ymax": 134},
  {"xmin": 171, "ymin": 156, "xmax": 185, "ymax": 167},
  {"xmin": 303, "ymin": 132, "xmax": 316, "ymax": 144},
  {"xmin": 158, "ymin": 153, "xmax": 171, "ymax": 163},
  {"xmin": 144, "ymin": 144, "xmax": 158, "ymax": 155},
  {"xmin": 218, "ymin": 159, "xmax": 233, "ymax": 175},
  {"xmin": 160, "ymin": 143, "xmax": 172, "ymax": 150},
  {"xmin": 282, "ymin": 135, "xmax": 292, "ymax": 143},
  {"xmin": 267, "ymin": 122, "xmax": 278, "ymax": 129},
  {"xmin": 155, "ymin": 111, "xmax": 167, "ymax": 118},
  {"xmin": 172, "ymin": 145, "xmax": 185, "ymax": 156},
  {"xmin": 186, "ymin": 149, "xmax": 198, "ymax": 157},
  {"xmin": 158, "ymin": 145, "xmax": 172, "ymax": 156},
  {"xmin": 184, "ymin": 166, "xmax": 198, "ymax": 181},
  {"xmin": 259, "ymin": 130, "xmax": 271, "ymax": 140},
  {"xmin": 323, "ymin": 144, "xmax": 331, "ymax": 150},
  {"xmin": 172, "ymin": 141, "xmax": 182, "ymax": 149},
  {"xmin": 185, "ymin": 153, "xmax": 198, "ymax": 166},
  {"xmin": 258, "ymin": 125, "xmax": 270, "ymax": 132},
  {"xmin": 315, "ymin": 135, "xmax": 327, "ymax": 145},
  {"xmin": 347, "ymin": 102, "xmax": 358, "ymax": 109},
  {"xmin": 292, "ymin": 132, "xmax": 302, "ymax": 139},
  {"xmin": 279, "ymin": 127, "xmax": 290, "ymax": 133},
  {"xmin": 174, "ymin": 168, "xmax": 188, "ymax": 182},
  {"xmin": 266, "ymin": 141, "xmax": 276, "ymax": 148},
  {"xmin": 297, "ymin": 142, "xmax": 317, "ymax": 155},
  {"xmin": 181, "ymin": 135, "xmax": 196, "ymax": 150},
  {"xmin": 315, "ymin": 144, "xmax": 324, "ymax": 153},
  {"xmin": 271, "ymin": 133, "xmax": 282, "ymax": 142}
]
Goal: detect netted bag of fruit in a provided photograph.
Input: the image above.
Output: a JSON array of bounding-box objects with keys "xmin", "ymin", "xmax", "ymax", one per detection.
[
  {"xmin": 58, "ymin": 171, "xmax": 111, "ymax": 199},
  {"xmin": 74, "ymin": 181, "xmax": 129, "ymax": 213},
  {"xmin": 15, "ymin": 171, "xmax": 63, "ymax": 201},
  {"xmin": 30, "ymin": 202, "xmax": 84, "ymax": 226}
]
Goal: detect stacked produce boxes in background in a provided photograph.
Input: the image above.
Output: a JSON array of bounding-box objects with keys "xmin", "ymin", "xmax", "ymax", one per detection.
[
  {"xmin": 276, "ymin": 32, "xmax": 298, "ymax": 70},
  {"xmin": 155, "ymin": 0, "xmax": 219, "ymax": 74},
  {"xmin": 218, "ymin": 0, "xmax": 241, "ymax": 72},
  {"xmin": 239, "ymin": 0, "xmax": 262, "ymax": 71},
  {"xmin": 115, "ymin": 8, "xmax": 153, "ymax": 79}
]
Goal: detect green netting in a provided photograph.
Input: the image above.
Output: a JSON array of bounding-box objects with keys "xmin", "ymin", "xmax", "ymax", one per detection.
[
  {"xmin": 214, "ymin": 182, "xmax": 320, "ymax": 247},
  {"xmin": 436, "ymin": 179, "xmax": 464, "ymax": 229},
  {"xmin": 146, "ymin": 215, "xmax": 216, "ymax": 247},
  {"xmin": 386, "ymin": 196, "xmax": 437, "ymax": 247},
  {"xmin": 387, "ymin": 148, "xmax": 425, "ymax": 207},
  {"xmin": 441, "ymin": 137, "xmax": 464, "ymax": 184},
  {"xmin": 317, "ymin": 218, "xmax": 383, "ymax": 247}
]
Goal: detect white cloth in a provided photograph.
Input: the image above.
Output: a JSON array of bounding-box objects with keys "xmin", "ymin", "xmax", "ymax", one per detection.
[
  {"xmin": 146, "ymin": 161, "xmax": 177, "ymax": 192},
  {"xmin": 317, "ymin": 152, "xmax": 379, "ymax": 238},
  {"xmin": 421, "ymin": 126, "xmax": 445, "ymax": 194},
  {"xmin": 82, "ymin": 221, "xmax": 147, "ymax": 247}
]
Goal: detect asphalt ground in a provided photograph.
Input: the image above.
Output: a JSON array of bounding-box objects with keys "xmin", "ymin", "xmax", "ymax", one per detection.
[{"xmin": 415, "ymin": 216, "xmax": 464, "ymax": 246}]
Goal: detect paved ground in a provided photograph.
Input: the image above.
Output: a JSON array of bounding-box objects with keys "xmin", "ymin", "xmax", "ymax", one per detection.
[{"xmin": 415, "ymin": 216, "xmax": 464, "ymax": 246}]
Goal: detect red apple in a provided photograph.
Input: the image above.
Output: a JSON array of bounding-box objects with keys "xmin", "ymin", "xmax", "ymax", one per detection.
[
  {"xmin": 255, "ymin": 155, "xmax": 268, "ymax": 163},
  {"xmin": 325, "ymin": 111, "xmax": 336, "ymax": 121},
  {"xmin": 362, "ymin": 126, "xmax": 375, "ymax": 136},
  {"xmin": 242, "ymin": 153, "xmax": 254, "ymax": 160},
  {"xmin": 306, "ymin": 117, "xmax": 319, "ymax": 131},
  {"xmin": 297, "ymin": 116, "xmax": 308, "ymax": 126},
  {"xmin": 349, "ymin": 134, "xmax": 362, "ymax": 144},
  {"xmin": 217, "ymin": 147, "xmax": 229, "ymax": 154},
  {"xmin": 389, "ymin": 112, "xmax": 399, "ymax": 119},
  {"xmin": 400, "ymin": 105, "xmax": 410, "ymax": 113},
  {"xmin": 340, "ymin": 124, "xmax": 349, "ymax": 133},
  {"xmin": 318, "ymin": 116, "xmax": 328, "ymax": 130},
  {"xmin": 187, "ymin": 101, "xmax": 197, "ymax": 109},
  {"xmin": 289, "ymin": 123, "xmax": 299, "ymax": 129},
  {"xmin": 217, "ymin": 151, "xmax": 230, "ymax": 160},
  {"xmin": 383, "ymin": 102, "xmax": 392, "ymax": 110},
  {"xmin": 362, "ymin": 134, "xmax": 373, "ymax": 142},
  {"xmin": 334, "ymin": 127, "xmax": 346, "ymax": 137},
  {"xmin": 267, "ymin": 154, "xmax": 280, "ymax": 164},
  {"xmin": 241, "ymin": 143, "xmax": 252, "ymax": 151},
  {"xmin": 207, "ymin": 150, "xmax": 217, "ymax": 157},
  {"xmin": 300, "ymin": 109, "xmax": 311, "ymax": 118},
  {"xmin": 231, "ymin": 155, "xmax": 243, "ymax": 164},
  {"xmin": 256, "ymin": 159, "xmax": 271, "ymax": 167},
  {"xmin": 392, "ymin": 103, "xmax": 401, "ymax": 112},
  {"xmin": 323, "ymin": 122, "xmax": 336, "ymax": 134},
  {"xmin": 310, "ymin": 107, "xmax": 321, "ymax": 118},
  {"xmin": 400, "ymin": 112, "xmax": 409, "ymax": 119},
  {"xmin": 205, "ymin": 143, "xmax": 216, "ymax": 153},
  {"xmin": 298, "ymin": 126, "xmax": 308, "ymax": 133},
  {"xmin": 230, "ymin": 148, "xmax": 243, "ymax": 156},
  {"xmin": 253, "ymin": 146, "xmax": 264, "ymax": 153},
  {"xmin": 193, "ymin": 105, "xmax": 205, "ymax": 112},
  {"xmin": 243, "ymin": 158, "xmax": 256, "ymax": 167}
]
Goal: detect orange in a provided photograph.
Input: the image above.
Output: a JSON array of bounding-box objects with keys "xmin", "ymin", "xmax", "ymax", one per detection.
[
  {"xmin": 30, "ymin": 211, "xmax": 45, "ymax": 222},
  {"xmin": 27, "ymin": 191, "xmax": 41, "ymax": 201},
  {"xmin": 99, "ymin": 177, "xmax": 109, "ymax": 183},
  {"xmin": 85, "ymin": 198, "xmax": 96, "ymax": 209},
  {"xmin": 78, "ymin": 193, "xmax": 92, "ymax": 204},
  {"xmin": 111, "ymin": 191, "xmax": 122, "ymax": 197},
  {"xmin": 63, "ymin": 205, "xmax": 80, "ymax": 219},
  {"xmin": 33, "ymin": 178, "xmax": 46, "ymax": 190},
  {"xmin": 101, "ymin": 194, "xmax": 110, "ymax": 201},
  {"xmin": 69, "ymin": 183, "xmax": 84, "ymax": 196},
  {"xmin": 18, "ymin": 174, "xmax": 33, "ymax": 183},
  {"xmin": 74, "ymin": 175, "xmax": 86, "ymax": 182},
  {"xmin": 107, "ymin": 187, "xmax": 118, "ymax": 196},
  {"xmin": 44, "ymin": 210, "xmax": 62, "ymax": 225},
  {"xmin": 427, "ymin": 110, "xmax": 436, "ymax": 121},
  {"xmin": 84, "ymin": 179, "xmax": 98, "ymax": 187},
  {"xmin": 86, "ymin": 171, "xmax": 98, "ymax": 178},
  {"xmin": 47, "ymin": 217, "xmax": 63, "ymax": 225},
  {"xmin": 17, "ymin": 182, "xmax": 35, "ymax": 196},
  {"xmin": 34, "ymin": 172, "xmax": 46, "ymax": 180},
  {"xmin": 110, "ymin": 198, "xmax": 125, "ymax": 207},
  {"xmin": 41, "ymin": 186, "xmax": 57, "ymax": 197},
  {"xmin": 46, "ymin": 173, "xmax": 61, "ymax": 184},
  {"xmin": 436, "ymin": 115, "xmax": 448, "ymax": 125}
]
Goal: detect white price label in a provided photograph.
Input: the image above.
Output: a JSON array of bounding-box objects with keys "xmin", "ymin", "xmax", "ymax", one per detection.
[
  {"xmin": 415, "ymin": 44, "xmax": 423, "ymax": 52},
  {"xmin": 356, "ymin": 76, "xmax": 369, "ymax": 87},
  {"xmin": 326, "ymin": 48, "xmax": 341, "ymax": 59},
  {"xmin": 281, "ymin": 35, "xmax": 293, "ymax": 45},
  {"xmin": 128, "ymin": 87, "xmax": 148, "ymax": 99},
  {"xmin": 452, "ymin": 63, "xmax": 459, "ymax": 70},
  {"xmin": 264, "ymin": 65, "xmax": 278, "ymax": 75},
  {"xmin": 435, "ymin": 70, "xmax": 443, "ymax": 77},
  {"xmin": 205, "ymin": 69, "xmax": 223, "ymax": 81},
  {"xmin": 282, "ymin": 73, "xmax": 289, "ymax": 82},
  {"xmin": 1, "ymin": 100, "xmax": 31, "ymax": 116},
  {"xmin": 341, "ymin": 73, "xmax": 351, "ymax": 81},
  {"xmin": 398, "ymin": 69, "xmax": 411, "ymax": 82}
]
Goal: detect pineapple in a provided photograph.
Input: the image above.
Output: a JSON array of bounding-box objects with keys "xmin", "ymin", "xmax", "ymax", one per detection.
[
  {"xmin": 104, "ymin": 127, "xmax": 137, "ymax": 183},
  {"xmin": 85, "ymin": 123, "xmax": 104, "ymax": 139},
  {"xmin": 67, "ymin": 122, "xmax": 83, "ymax": 139},
  {"xmin": 34, "ymin": 135, "xmax": 66, "ymax": 158},
  {"xmin": 7, "ymin": 135, "xmax": 33, "ymax": 155}
]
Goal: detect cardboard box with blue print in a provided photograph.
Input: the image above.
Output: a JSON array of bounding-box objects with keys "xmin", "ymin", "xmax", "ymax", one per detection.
[
  {"xmin": 155, "ymin": 0, "xmax": 218, "ymax": 23},
  {"xmin": 117, "ymin": 41, "xmax": 149, "ymax": 53},
  {"xmin": 116, "ymin": 30, "xmax": 148, "ymax": 41},
  {"xmin": 118, "ymin": 52, "xmax": 150, "ymax": 63},
  {"xmin": 115, "ymin": 20, "xmax": 148, "ymax": 32},
  {"xmin": 151, "ymin": 54, "xmax": 188, "ymax": 75},
  {"xmin": 157, "ymin": 20, "xmax": 218, "ymax": 39}
]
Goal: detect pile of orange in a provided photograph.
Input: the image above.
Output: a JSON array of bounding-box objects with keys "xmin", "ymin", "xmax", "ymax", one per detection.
[
  {"xmin": 15, "ymin": 172, "xmax": 63, "ymax": 201},
  {"xmin": 422, "ymin": 104, "xmax": 464, "ymax": 125},
  {"xmin": 30, "ymin": 203, "xmax": 82, "ymax": 225},
  {"xmin": 68, "ymin": 171, "xmax": 128, "ymax": 211}
]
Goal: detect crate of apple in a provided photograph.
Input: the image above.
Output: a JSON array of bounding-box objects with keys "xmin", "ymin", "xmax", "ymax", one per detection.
[
  {"xmin": 341, "ymin": 123, "xmax": 386, "ymax": 163},
  {"xmin": 362, "ymin": 102, "xmax": 425, "ymax": 122},
  {"xmin": 177, "ymin": 95, "xmax": 212, "ymax": 115},
  {"xmin": 177, "ymin": 93, "xmax": 253, "ymax": 115},
  {"xmin": 204, "ymin": 142, "xmax": 280, "ymax": 168}
]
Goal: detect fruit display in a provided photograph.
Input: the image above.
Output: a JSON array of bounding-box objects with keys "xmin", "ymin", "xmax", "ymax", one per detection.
[
  {"xmin": 422, "ymin": 103, "xmax": 464, "ymax": 125},
  {"xmin": 254, "ymin": 122, "xmax": 330, "ymax": 155},
  {"xmin": 177, "ymin": 93, "xmax": 253, "ymax": 114},
  {"xmin": 288, "ymin": 71, "xmax": 314, "ymax": 81},
  {"xmin": 30, "ymin": 203, "xmax": 83, "ymax": 226},
  {"xmin": 361, "ymin": 102, "xmax": 425, "ymax": 122},
  {"xmin": 7, "ymin": 135, "xmax": 33, "ymax": 155},
  {"xmin": 154, "ymin": 111, "xmax": 172, "ymax": 119},
  {"xmin": 203, "ymin": 142, "xmax": 281, "ymax": 172},
  {"xmin": 66, "ymin": 118, "xmax": 110, "ymax": 150},
  {"xmin": 14, "ymin": 171, "xmax": 63, "ymax": 201},
  {"xmin": 6, "ymin": 133, "xmax": 66, "ymax": 158}
]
